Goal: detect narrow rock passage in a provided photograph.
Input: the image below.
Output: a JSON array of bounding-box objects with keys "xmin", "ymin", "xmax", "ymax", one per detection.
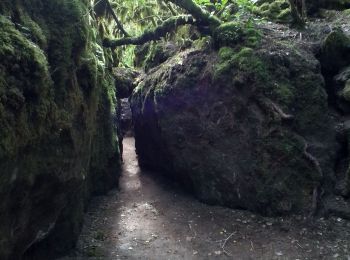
[{"xmin": 73, "ymin": 137, "xmax": 350, "ymax": 259}]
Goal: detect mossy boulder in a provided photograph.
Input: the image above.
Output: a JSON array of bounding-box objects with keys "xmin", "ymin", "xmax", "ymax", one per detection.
[
  {"xmin": 320, "ymin": 28, "xmax": 350, "ymax": 75},
  {"xmin": 131, "ymin": 31, "xmax": 337, "ymax": 216},
  {"xmin": 254, "ymin": 0, "xmax": 292, "ymax": 23},
  {"xmin": 0, "ymin": 1, "xmax": 120, "ymax": 259}
]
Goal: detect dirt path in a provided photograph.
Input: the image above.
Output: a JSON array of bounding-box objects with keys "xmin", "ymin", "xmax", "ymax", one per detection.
[{"xmin": 71, "ymin": 137, "xmax": 350, "ymax": 259}]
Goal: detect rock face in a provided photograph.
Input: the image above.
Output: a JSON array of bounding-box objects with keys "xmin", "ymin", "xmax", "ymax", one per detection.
[
  {"xmin": 120, "ymin": 99, "xmax": 133, "ymax": 136},
  {"xmin": 131, "ymin": 28, "xmax": 339, "ymax": 216},
  {"xmin": 0, "ymin": 0, "xmax": 120, "ymax": 259},
  {"xmin": 113, "ymin": 68, "xmax": 140, "ymax": 98},
  {"xmin": 305, "ymin": 0, "xmax": 350, "ymax": 13}
]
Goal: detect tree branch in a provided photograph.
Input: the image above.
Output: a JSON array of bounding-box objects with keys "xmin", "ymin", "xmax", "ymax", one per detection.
[
  {"xmin": 103, "ymin": 15, "xmax": 196, "ymax": 48},
  {"xmin": 166, "ymin": 1, "xmax": 177, "ymax": 16},
  {"xmin": 168, "ymin": 0, "xmax": 221, "ymax": 29},
  {"xmin": 104, "ymin": 0, "xmax": 130, "ymax": 37}
]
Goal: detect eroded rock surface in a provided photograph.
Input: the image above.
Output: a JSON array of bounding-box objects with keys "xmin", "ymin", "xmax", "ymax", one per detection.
[
  {"xmin": 131, "ymin": 26, "xmax": 340, "ymax": 216},
  {"xmin": 0, "ymin": 1, "xmax": 120, "ymax": 259}
]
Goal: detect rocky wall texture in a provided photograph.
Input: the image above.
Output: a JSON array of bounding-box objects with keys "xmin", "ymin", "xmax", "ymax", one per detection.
[
  {"xmin": 130, "ymin": 22, "xmax": 345, "ymax": 217},
  {"xmin": 0, "ymin": 0, "xmax": 120, "ymax": 259}
]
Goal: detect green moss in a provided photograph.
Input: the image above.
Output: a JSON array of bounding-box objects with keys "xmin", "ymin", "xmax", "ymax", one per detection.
[
  {"xmin": 214, "ymin": 21, "xmax": 244, "ymax": 47},
  {"xmin": 17, "ymin": 9, "xmax": 47, "ymax": 49},
  {"xmin": 214, "ymin": 21, "xmax": 262, "ymax": 48},
  {"xmin": 269, "ymin": 1, "xmax": 282, "ymax": 14},
  {"xmin": 0, "ymin": 15, "xmax": 53, "ymax": 159},
  {"xmin": 255, "ymin": 0, "xmax": 292, "ymax": 23},
  {"xmin": 214, "ymin": 47, "xmax": 268, "ymax": 82},
  {"xmin": 277, "ymin": 8, "xmax": 292, "ymax": 22},
  {"xmin": 214, "ymin": 47, "xmax": 235, "ymax": 80},
  {"xmin": 231, "ymin": 47, "xmax": 268, "ymax": 80},
  {"xmin": 0, "ymin": 0, "xmax": 121, "ymax": 258},
  {"xmin": 259, "ymin": 3, "xmax": 270, "ymax": 11}
]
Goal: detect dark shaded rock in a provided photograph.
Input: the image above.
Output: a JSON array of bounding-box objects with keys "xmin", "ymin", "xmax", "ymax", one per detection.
[
  {"xmin": 323, "ymin": 196, "xmax": 350, "ymax": 219},
  {"xmin": 318, "ymin": 28, "xmax": 350, "ymax": 105},
  {"xmin": 113, "ymin": 68, "xmax": 140, "ymax": 98},
  {"xmin": 334, "ymin": 66, "xmax": 350, "ymax": 113},
  {"xmin": 319, "ymin": 29, "xmax": 350, "ymax": 76},
  {"xmin": 0, "ymin": 1, "xmax": 120, "ymax": 259},
  {"xmin": 307, "ymin": 0, "xmax": 350, "ymax": 14},
  {"xmin": 135, "ymin": 41, "xmax": 179, "ymax": 72},
  {"xmin": 131, "ymin": 30, "xmax": 338, "ymax": 216},
  {"xmin": 120, "ymin": 98, "xmax": 133, "ymax": 136}
]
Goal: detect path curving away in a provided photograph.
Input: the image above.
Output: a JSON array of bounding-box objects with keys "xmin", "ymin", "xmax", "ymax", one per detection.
[{"xmin": 71, "ymin": 137, "xmax": 350, "ymax": 259}]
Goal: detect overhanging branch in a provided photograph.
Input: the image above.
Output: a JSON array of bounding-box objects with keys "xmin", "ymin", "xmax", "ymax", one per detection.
[
  {"xmin": 103, "ymin": 15, "xmax": 196, "ymax": 48},
  {"xmin": 104, "ymin": 0, "xmax": 130, "ymax": 37},
  {"xmin": 167, "ymin": 0, "xmax": 221, "ymax": 28}
]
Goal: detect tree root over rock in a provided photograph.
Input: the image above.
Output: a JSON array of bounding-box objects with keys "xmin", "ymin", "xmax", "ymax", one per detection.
[
  {"xmin": 257, "ymin": 97, "xmax": 323, "ymax": 216},
  {"xmin": 256, "ymin": 97, "xmax": 294, "ymax": 122},
  {"xmin": 302, "ymin": 140, "xmax": 324, "ymax": 216}
]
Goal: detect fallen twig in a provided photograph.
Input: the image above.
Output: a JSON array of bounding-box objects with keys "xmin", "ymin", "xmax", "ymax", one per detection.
[
  {"xmin": 188, "ymin": 223, "xmax": 197, "ymax": 237},
  {"xmin": 221, "ymin": 232, "xmax": 235, "ymax": 256}
]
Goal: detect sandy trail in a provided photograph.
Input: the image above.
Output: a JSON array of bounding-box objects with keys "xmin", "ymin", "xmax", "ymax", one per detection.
[{"xmin": 72, "ymin": 137, "xmax": 350, "ymax": 259}]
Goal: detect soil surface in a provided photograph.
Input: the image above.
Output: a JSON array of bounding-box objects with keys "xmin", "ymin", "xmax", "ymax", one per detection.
[{"xmin": 66, "ymin": 137, "xmax": 350, "ymax": 260}]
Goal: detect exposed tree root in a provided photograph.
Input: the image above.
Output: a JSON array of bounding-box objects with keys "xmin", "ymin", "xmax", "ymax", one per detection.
[
  {"xmin": 302, "ymin": 141, "xmax": 323, "ymax": 178},
  {"xmin": 256, "ymin": 97, "xmax": 294, "ymax": 122}
]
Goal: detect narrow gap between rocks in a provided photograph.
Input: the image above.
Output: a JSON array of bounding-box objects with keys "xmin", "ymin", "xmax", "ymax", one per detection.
[{"xmin": 69, "ymin": 99, "xmax": 350, "ymax": 260}]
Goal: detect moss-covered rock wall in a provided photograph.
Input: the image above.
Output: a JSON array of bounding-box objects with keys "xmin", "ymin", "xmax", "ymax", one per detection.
[
  {"xmin": 0, "ymin": 0, "xmax": 120, "ymax": 259},
  {"xmin": 130, "ymin": 24, "xmax": 339, "ymax": 217}
]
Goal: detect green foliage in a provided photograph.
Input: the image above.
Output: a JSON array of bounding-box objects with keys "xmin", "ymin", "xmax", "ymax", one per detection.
[
  {"xmin": 195, "ymin": 0, "xmax": 230, "ymax": 13},
  {"xmin": 99, "ymin": 0, "xmax": 265, "ymax": 67},
  {"xmin": 236, "ymin": 0, "xmax": 256, "ymax": 13},
  {"xmin": 105, "ymin": 0, "xmax": 175, "ymax": 67}
]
